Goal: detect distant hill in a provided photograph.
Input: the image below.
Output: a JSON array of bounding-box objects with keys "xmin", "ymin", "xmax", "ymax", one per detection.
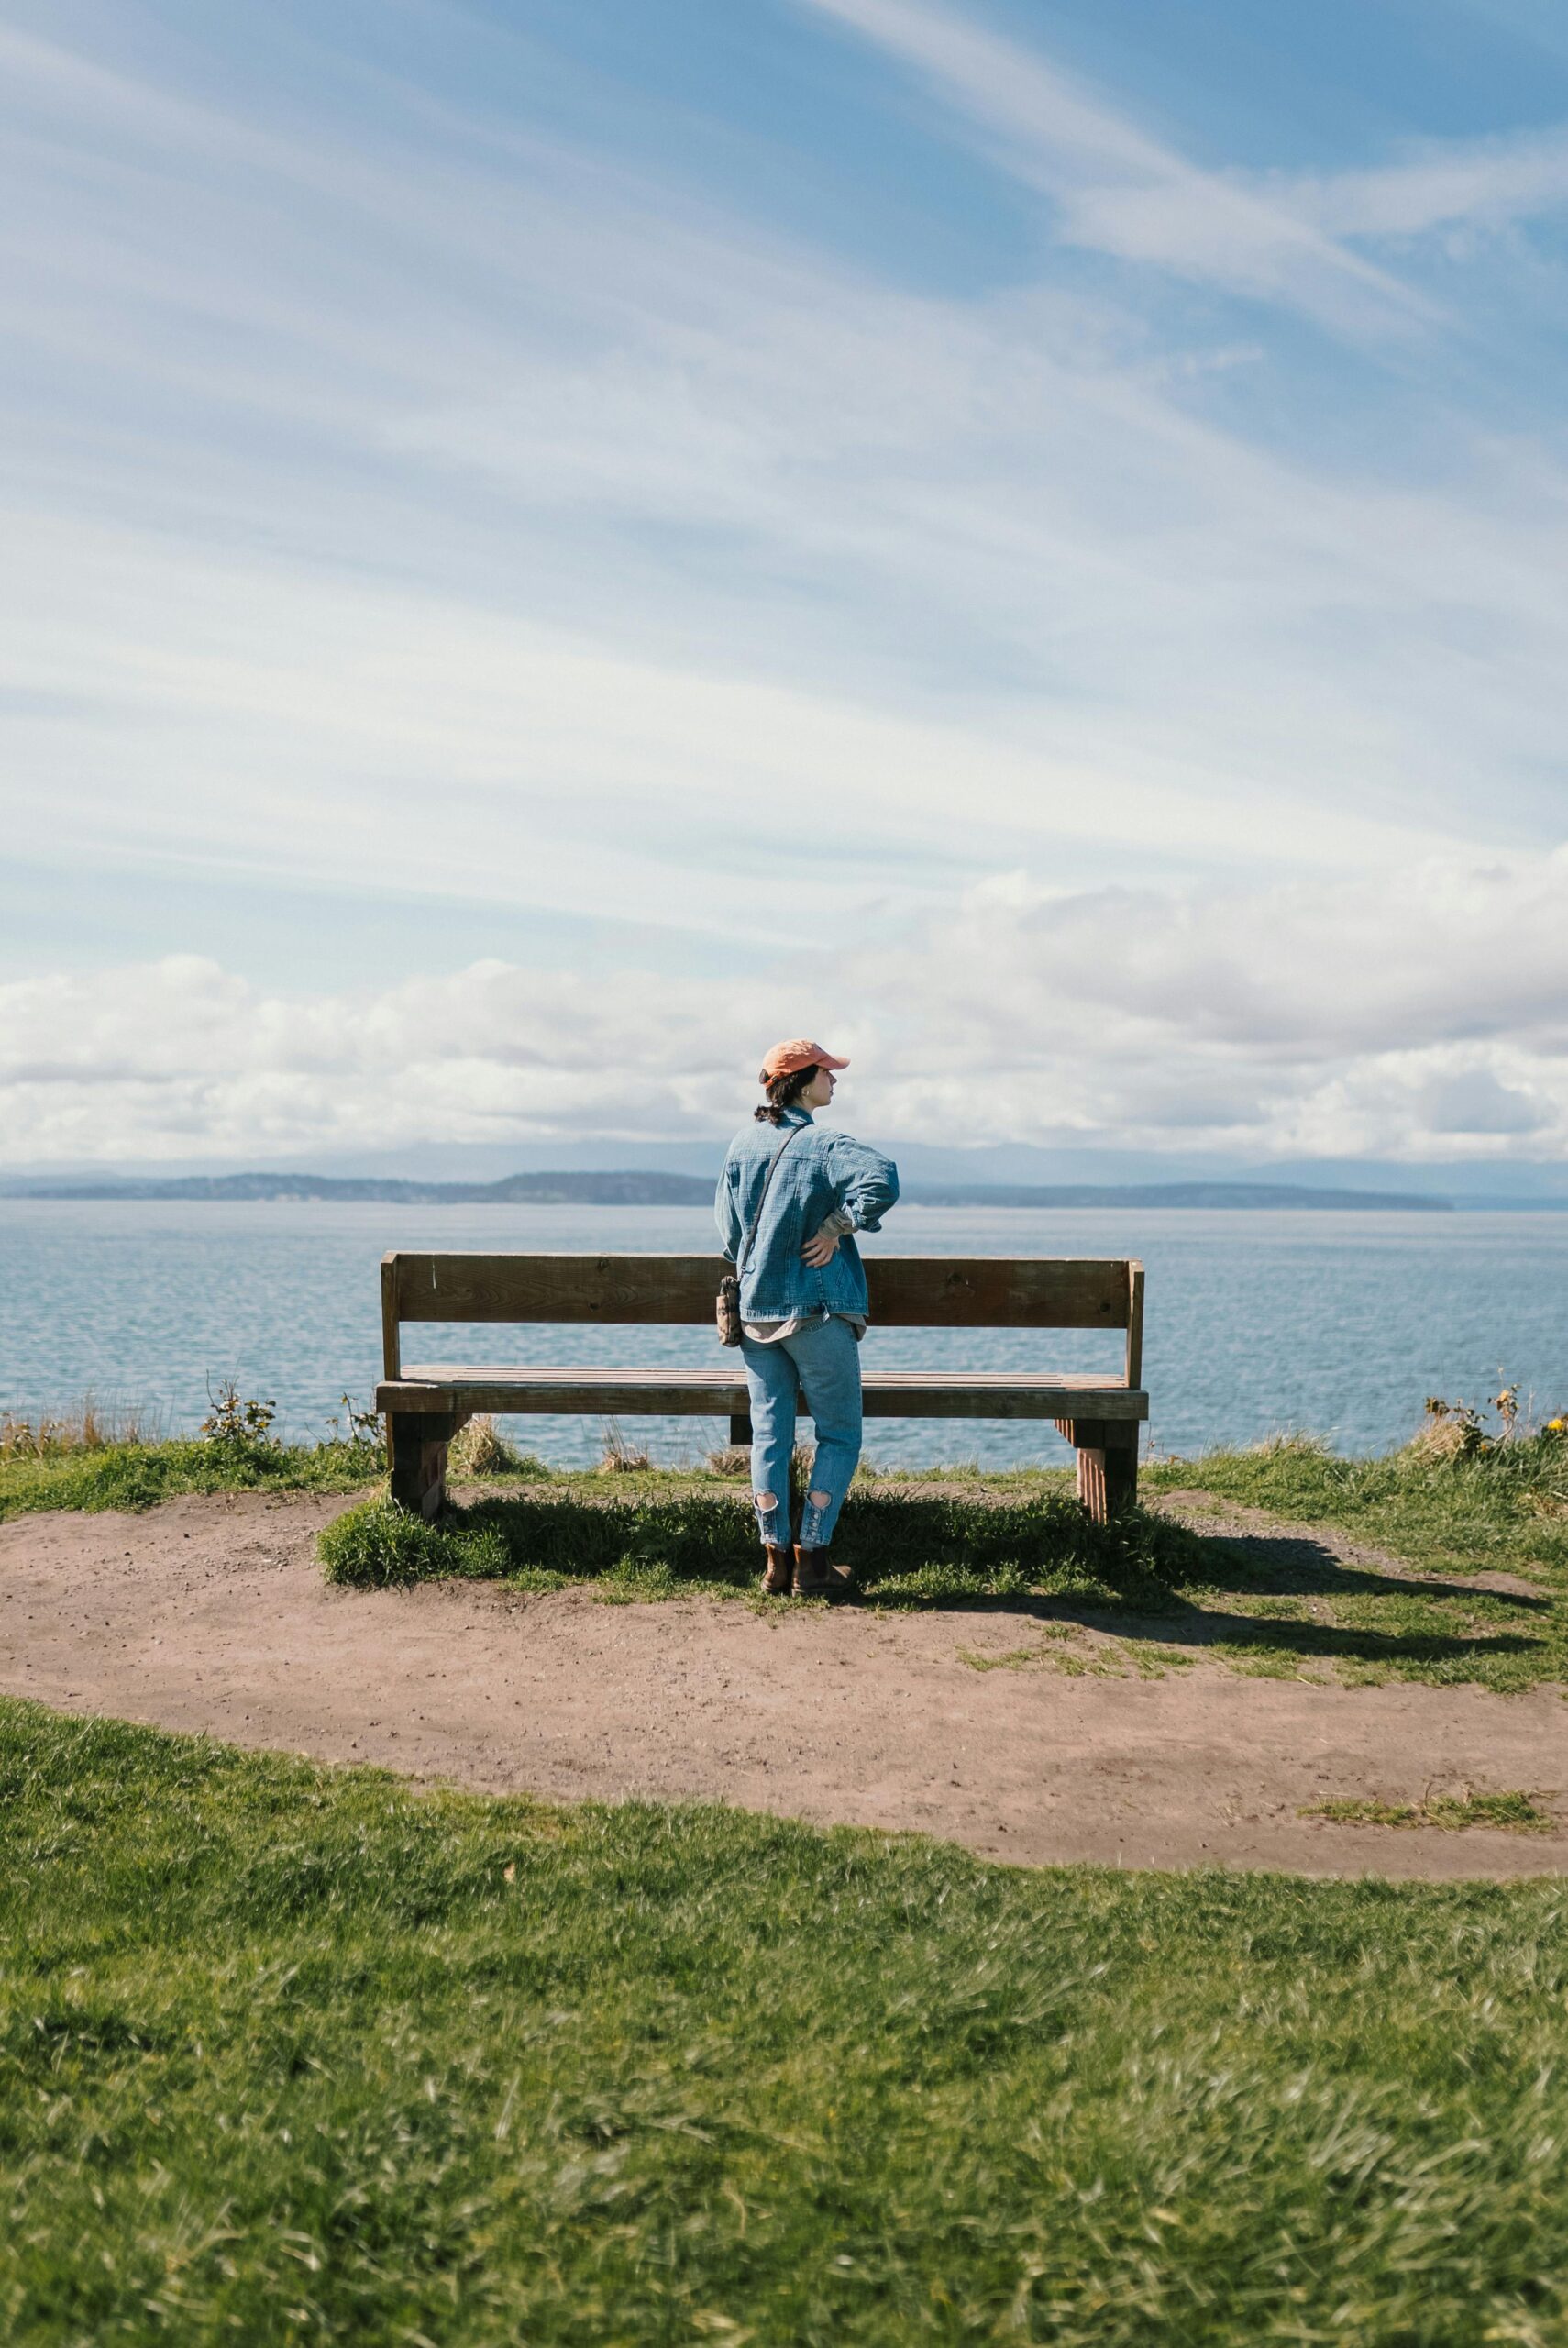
[
  {"xmin": 5, "ymin": 1169, "xmax": 1457, "ymax": 1210},
  {"xmin": 9, "ymin": 1169, "xmax": 715, "ymax": 1206},
  {"xmin": 903, "ymin": 1181, "xmax": 1453, "ymax": 1212}
]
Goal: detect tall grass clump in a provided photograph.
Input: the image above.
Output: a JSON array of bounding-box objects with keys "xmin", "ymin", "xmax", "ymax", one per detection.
[
  {"xmin": 316, "ymin": 1499, "xmax": 512, "ymax": 1587},
  {"xmin": 449, "ymin": 1413, "xmax": 548, "ymax": 1478},
  {"xmin": 1, "ymin": 1394, "xmax": 164, "ymax": 1456},
  {"xmin": 319, "ymin": 1482, "xmax": 1204, "ymax": 1609},
  {"xmin": 0, "ymin": 1388, "xmax": 388, "ymax": 1522}
]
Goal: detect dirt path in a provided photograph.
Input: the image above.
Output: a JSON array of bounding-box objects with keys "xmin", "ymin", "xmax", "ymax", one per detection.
[{"xmin": 4, "ymin": 1490, "xmax": 1566, "ymax": 1880}]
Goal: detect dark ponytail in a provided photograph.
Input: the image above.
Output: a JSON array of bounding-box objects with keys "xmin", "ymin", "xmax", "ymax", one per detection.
[{"xmin": 754, "ymin": 1065, "xmax": 819, "ymax": 1124}]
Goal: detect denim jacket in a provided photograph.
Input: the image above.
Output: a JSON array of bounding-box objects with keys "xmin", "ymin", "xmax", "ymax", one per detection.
[{"xmin": 714, "ymin": 1110, "xmax": 900, "ymax": 1322}]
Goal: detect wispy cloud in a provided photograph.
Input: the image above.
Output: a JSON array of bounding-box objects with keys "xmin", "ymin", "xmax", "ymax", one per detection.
[
  {"xmin": 5, "ymin": 0, "xmax": 1568, "ymax": 1163},
  {"xmin": 796, "ymin": 0, "xmax": 1434, "ymax": 329},
  {"xmin": 1062, "ymin": 122, "xmax": 1568, "ymax": 277},
  {"xmin": 1296, "ymin": 121, "xmax": 1568, "ymax": 240},
  {"xmin": 4, "ymin": 8, "xmax": 1560, "ymax": 930},
  {"xmin": 804, "ymin": 0, "xmax": 1568, "ymax": 303}
]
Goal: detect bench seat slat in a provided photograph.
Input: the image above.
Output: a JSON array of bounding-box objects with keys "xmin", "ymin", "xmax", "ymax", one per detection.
[{"xmin": 379, "ymin": 1368, "xmax": 1148, "ymax": 1422}]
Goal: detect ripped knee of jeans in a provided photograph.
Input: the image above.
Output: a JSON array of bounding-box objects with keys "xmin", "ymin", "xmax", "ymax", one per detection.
[
  {"xmin": 808, "ymin": 1490, "xmax": 831, "ymax": 1510},
  {"xmin": 753, "ymin": 1490, "xmax": 782, "ymax": 1533}
]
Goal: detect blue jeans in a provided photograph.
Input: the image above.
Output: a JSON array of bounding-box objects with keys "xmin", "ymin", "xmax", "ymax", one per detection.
[{"xmin": 740, "ymin": 1316, "xmax": 863, "ymax": 1549}]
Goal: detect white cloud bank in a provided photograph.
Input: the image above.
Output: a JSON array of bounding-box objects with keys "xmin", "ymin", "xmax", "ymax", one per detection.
[{"xmin": 6, "ymin": 850, "xmax": 1568, "ymax": 1166}]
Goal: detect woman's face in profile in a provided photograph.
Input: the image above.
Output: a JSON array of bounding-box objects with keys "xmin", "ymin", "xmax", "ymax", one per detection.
[{"xmin": 801, "ymin": 1066, "xmax": 836, "ymax": 1109}]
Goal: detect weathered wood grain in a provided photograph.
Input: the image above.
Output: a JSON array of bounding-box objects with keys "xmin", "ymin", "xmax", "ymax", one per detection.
[
  {"xmin": 1055, "ymin": 1416, "xmax": 1140, "ymax": 1517},
  {"xmin": 380, "ymin": 1255, "xmax": 402, "ymax": 1381},
  {"xmin": 378, "ymin": 1249, "xmax": 1151, "ymax": 1526},
  {"xmin": 386, "ymin": 1253, "xmax": 1135, "ymax": 1328},
  {"xmin": 872, "ymin": 1257, "xmax": 1131, "ymax": 1327},
  {"xmin": 385, "ymin": 1409, "xmax": 467, "ymax": 1519},
  {"xmin": 1124, "ymin": 1259, "xmax": 1145, "ymax": 1390},
  {"xmin": 379, "ymin": 1368, "xmax": 1148, "ymax": 1422}
]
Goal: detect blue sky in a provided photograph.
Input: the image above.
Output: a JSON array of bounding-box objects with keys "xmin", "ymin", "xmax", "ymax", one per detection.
[{"xmin": 4, "ymin": 0, "xmax": 1568, "ymax": 1169}]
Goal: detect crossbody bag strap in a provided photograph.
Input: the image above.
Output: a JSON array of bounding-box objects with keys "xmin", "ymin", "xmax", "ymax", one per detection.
[{"xmin": 737, "ymin": 1121, "xmax": 806, "ymax": 1275}]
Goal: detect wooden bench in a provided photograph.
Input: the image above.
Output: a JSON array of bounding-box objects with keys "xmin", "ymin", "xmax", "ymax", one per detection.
[{"xmin": 376, "ymin": 1251, "xmax": 1147, "ymax": 1523}]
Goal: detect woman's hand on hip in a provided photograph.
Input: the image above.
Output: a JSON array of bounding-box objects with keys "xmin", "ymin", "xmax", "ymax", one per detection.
[{"xmin": 801, "ymin": 1228, "xmax": 840, "ymax": 1268}]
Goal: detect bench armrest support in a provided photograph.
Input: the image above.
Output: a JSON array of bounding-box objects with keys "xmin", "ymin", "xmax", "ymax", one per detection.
[
  {"xmin": 381, "ymin": 1254, "xmax": 402, "ymax": 1382},
  {"xmin": 1124, "ymin": 1260, "xmax": 1144, "ymax": 1390}
]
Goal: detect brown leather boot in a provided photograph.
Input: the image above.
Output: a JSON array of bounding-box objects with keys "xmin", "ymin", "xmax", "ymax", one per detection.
[
  {"xmin": 792, "ymin": 1545, "xmax": 852, "ymax": 1597},
  {"xmin": 760, "ymin": 1543, "xmax": 794, "ymax": 1595}
]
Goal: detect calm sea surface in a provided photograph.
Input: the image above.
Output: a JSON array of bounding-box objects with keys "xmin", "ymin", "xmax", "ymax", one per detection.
[{"xmin": 2, "ymin": 1200, "xmax": 1564, "ymax": 1468}]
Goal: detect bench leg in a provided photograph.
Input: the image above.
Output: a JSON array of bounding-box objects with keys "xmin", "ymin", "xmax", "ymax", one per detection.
[
  {"xmin": 1056, "ymin": 1418, "xmax": 1139, "ymax": 1523},
  {"xmin": 386, "ymin": 1411, "xmax": 465, "ymax": 1521},
  {"xmin": 729, "ymin": 1411, "xmax": 753, "ymax": 1448}
]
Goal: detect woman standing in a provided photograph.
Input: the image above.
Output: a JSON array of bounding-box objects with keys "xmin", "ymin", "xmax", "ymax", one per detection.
[{"xmin": 715, "ymin": 1039, "xmax": 900, "ymax": 1596}]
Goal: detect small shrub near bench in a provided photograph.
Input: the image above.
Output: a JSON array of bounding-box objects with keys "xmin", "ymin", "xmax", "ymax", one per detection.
[{"xmin": 317, "ymin": 1485, "xmax": 1203, "ymax": 1610}]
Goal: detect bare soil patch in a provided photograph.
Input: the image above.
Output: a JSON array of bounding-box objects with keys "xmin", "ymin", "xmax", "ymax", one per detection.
[{"xmin": 3, "ymin": 1489, "xmax": 1565, "ymax": 1880}]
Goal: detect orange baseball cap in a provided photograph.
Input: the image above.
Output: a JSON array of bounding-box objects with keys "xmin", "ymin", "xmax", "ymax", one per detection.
[{"xmin": 759, "ymin": 1037, "xmax": 849, "ymax": 1082}]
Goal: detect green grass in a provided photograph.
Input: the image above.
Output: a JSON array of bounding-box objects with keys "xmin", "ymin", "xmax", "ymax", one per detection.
[
  {"xmin": 312, "ymin": 1433, "xmax": 1568, "ymax": 1690},
  {"xmin": 0, "ymin": 1411, "xmax": 548, "ymax": 1523},
  {"xmin": 1301, "ymin": 1789, "xmax": 1555, "ymax": 1833},
  {"xmin": 11, "ymin": 1421, "xmax": 1568, "ymax": 1694},
  {"xmin": 0, "ymin": 1434, "xmax": 387, "ymax": 1522},
  {"xmin": 6, "ymin": 1696, "xmax": 1568, "ymax": 2347},
  {"xmin": 1146, "ymin": 1427, "xmax": 1568, "ymax": 1583},
  {"xmin": 1137, "ymin": 1430, "xmax": 1568, "ymax": 1693},
  {"xmin": 956, "ymin": 1634, "xmax": 1195, "ymax": 1680},
  {"xmin": 958, "ymin": 1643, "xmax": 1043, "ymax": 1670},
  {"xmin": 317, "ymin": 1485, "xmax": 1205, "ymax": 1614}
]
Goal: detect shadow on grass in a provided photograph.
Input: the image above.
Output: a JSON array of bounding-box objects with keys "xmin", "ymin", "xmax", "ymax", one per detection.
[
  {"xmin": 1185, "ymin": 1527, "xmax": 1551, "ymax": 1611},
  {"xmin": 319, "ymin": 1487, "xmax": 1204, "ymax": 1612},
  {"xmin": 1136, "ymin": 1527, "xmax": 1552, "ymax": 1683},
  {"xmin": 316, "ymin": 1491, "xmax": 1562, "ymax": 1686},
  {"xmin": 1156, "ymin": 1605, "xmax": 1541, "ymax": 1674}
]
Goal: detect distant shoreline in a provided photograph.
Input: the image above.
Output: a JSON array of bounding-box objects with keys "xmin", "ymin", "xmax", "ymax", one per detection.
[{"xmin": 0, "ymin": 1170, "xmax": 1508, "ymax": 1212}]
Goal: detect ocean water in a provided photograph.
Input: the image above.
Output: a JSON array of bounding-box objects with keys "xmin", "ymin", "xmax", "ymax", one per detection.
[{"xmin": 1, "ymin": 1200, "xmax": 1564, "ymax": 1469}]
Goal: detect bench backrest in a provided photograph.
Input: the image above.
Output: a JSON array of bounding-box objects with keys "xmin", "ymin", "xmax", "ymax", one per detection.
[{"xmin": 381, "ymin": 1252, "xmax": 1145, "ymax": 1387}]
